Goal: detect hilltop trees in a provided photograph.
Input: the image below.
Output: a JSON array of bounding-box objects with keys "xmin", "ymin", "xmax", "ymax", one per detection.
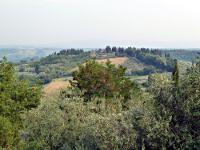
[
  {"xmin": 105, "ymin": 46, "xmax": 112, "ymax": 53},
  {"xmin": 57, "ymin": 49, "xmax": 84, "ymax": 55},
  {"xmin": 100, "ymin": 46, "xmax": 176, "ymax": 74},
  {"xmin": 0, "ymin": 58, "xmax": 41, "ymax": 149}
]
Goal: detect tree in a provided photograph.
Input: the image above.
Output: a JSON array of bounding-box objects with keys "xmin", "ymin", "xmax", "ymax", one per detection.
[
  {"xmin": 111, "ymin": 46, "xmax": 117, "ymax": 53},
  {"xmin": 71, "ymin": 60, "xmax": 135, "ymax": 104},
  {"xmin": 0, "ymin": 58, "xmax": 41, "ymax": 149},
  {"xmin": 18, "ymin": 65, "xmax": 25, "ymax": 72},
  {"xmin": 180, "ymin": 62, "xmax": 200, "ymax": 149},
  {"xmin": 172, "ymin": 59, "xmax": 179, "ymax": 87},
  {"xmin": 125, "ymin": 47, "xmax": 136, "ymax": 57},
  {"xmin": 105, "ymin": 46, "xmax": 112, "ymax": 53},
  {"xmin": 34, "ymin": 63, "xmax": 40, "ymax": 74}
]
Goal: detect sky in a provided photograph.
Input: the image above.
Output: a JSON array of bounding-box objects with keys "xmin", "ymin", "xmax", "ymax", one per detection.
[{"xmin": 0, "ymin": 0, "xmax": 200, "ymax": 48}]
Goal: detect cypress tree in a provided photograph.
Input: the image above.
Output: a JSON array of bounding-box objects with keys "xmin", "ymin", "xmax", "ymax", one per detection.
[{"xmin": 172, "ymin": 59, "xmax": 179, "ymax": 87}]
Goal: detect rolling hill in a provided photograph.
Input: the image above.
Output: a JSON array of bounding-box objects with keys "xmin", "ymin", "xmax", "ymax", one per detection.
[
  {"xmin": 15, "ymin": 47, "xmax": 176, "ymax": 84},
  {"xmin": 0, "ymin": 47, "xmax": 59, "ymax": 62}
]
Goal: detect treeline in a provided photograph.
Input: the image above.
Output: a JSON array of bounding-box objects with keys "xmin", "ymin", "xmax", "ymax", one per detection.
[
  {"xmin": 57, "ymin": 49, "xmax": 84, "ymax": 55},
  {"xmin": 99, "ymin": 46, "xmax": 176, "ymax": 74},
  {"xmin": 101, "ymin": 46, "xmax": 162, "ymax": 56}
]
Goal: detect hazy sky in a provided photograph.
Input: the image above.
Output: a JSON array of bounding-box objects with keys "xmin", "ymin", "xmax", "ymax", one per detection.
[{"xmin": 0, "ymin": 0, "xmax": 200, "ymax": 48}]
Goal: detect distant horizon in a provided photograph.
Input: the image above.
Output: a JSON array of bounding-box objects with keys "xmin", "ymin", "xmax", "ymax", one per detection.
[
  {"xmin": 0, "ymin": 44, "xmax": 200, "ymax": 50},
  {"xmin": 1, "ymin": 0, "xmax": 200, "ymax": 48}
]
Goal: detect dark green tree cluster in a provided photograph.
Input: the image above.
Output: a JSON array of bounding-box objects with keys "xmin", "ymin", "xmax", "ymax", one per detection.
[
  {"xmin": 100, "ymin": 46, "xmax": 162, "ymax": 57},
  {"xmin": 57, "ymin": 49, "xmax": 84, "ymax": 55}
]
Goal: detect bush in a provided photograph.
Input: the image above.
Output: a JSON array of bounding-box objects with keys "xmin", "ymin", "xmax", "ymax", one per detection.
[
  {"xmin": 0, "ymin": 116, "xmax": 15, "ymax": 149},
  {"xmin": 22, "ymin": 88, "xmax": 145, "ymax": 150}
]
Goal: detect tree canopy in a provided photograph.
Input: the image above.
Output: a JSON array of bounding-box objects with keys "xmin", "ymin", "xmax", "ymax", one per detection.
[
  {"xmin": 0, "ymin": 58, "xmax": 41, "ymax": 149},
  {"xmin": 71, "ymin": 60, "xmax": 136, "ymax": 101}
]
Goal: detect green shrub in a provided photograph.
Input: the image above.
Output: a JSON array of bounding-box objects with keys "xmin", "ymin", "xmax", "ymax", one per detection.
[{"xmin": 0, "ymin": 116, "xmax": 15, "ymax": 149}]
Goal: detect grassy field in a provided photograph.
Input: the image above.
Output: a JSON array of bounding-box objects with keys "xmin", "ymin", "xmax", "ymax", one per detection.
[
  {"xmin": 43, "ymin": 78, "xmax": 71, "ymax": 95},
  {"xmin": 96, "ymin": 57, "xmax": 128, "ymax": 65},
  {"xmin": 70, "ymin": 57, "xmax": 128, "ymax": 72}
]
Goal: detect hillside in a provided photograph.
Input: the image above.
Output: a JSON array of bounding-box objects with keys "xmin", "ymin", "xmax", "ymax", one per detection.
[
  {"xmin": 15, "ymin": 47, "xmax": 179, "ymax": 84},
  {"xmin": 162, "ymin": 49, "xmax": 200, "ymax": 62},
  {"xmin": 2, "ymin": 48, "xmax": 199, "ymax": 150},
  {"xmin": 0, "ymin": 47, "xmax": 59, "ymax": 62},
  {"xmin": 15, "ymin": 47, "xmax": 194, "ymax": 94},
  {"xmin": 1, "ymin": 47, "xmax": 199, "ymax": 63},
  {"xmin": 16, "ymin": 51, "xmax": 90, "ymax": 84}
]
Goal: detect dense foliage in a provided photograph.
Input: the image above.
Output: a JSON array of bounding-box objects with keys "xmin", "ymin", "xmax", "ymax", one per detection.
[
  {"xmin": 71, "ymin": 60, "xmax": 136, "ymax": 105},
  {"xmin": 1, "ymin": 49, "xmax": 199, "ymax": 149},
  {"xmin": 147, "ymin": 64, "xmax": 200, "ymax": 149},
  {"xmin": 0, "ymin": 58, "xmax": 41, "ymax": 149},
  {"xmin": 20, "ymin": 58, "xmax": 199, "ymax": 149}
]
